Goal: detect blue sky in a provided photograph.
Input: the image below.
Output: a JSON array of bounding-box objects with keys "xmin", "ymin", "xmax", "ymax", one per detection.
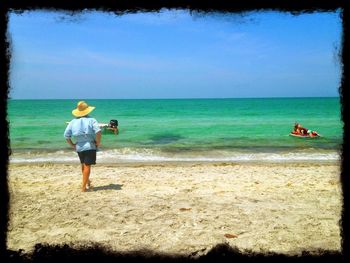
[{"xmin": 8, "ymin": 10, "xmax": 342, "ymax": 99}]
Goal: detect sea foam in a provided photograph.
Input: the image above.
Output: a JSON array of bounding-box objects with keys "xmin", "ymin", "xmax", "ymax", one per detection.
[{"xmin": 9, "ymin": 148, "xmax": 340, "ymax": 164}]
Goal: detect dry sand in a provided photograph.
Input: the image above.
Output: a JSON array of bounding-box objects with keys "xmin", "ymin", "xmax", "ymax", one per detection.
[{"xmin": 7, "ymin": 162, "xmax": 342, "ymax": 256}]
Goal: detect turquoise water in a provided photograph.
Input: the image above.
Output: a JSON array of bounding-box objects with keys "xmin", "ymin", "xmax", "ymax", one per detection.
[{"xmin": 7, "ymin": 98, "xmax": 343, "ymax": 163}]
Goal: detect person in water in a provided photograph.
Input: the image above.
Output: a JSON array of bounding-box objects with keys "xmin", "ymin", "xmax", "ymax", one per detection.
[
  {"xmin": 293, "ymin": 123, "xmax": 308, "ymax": 135},
  {"xmin": 293, "ymin": 123, "xmax": 319, "ymax": 136},
  {"xmin": 64, "ymin": 101, "xmax": 102, "ymax": 192},
  {"xmin": 106, "ymin": 119, "xmax": 119, "ymax": 135}
]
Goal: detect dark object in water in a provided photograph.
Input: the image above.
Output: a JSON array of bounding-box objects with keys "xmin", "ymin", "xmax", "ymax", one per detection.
[
  {"xmin": 105, "ymin": 119, "xmax": 119, "ymax": 135},
  {"xmin": 109, "ymin": 119, "xmax": 118, "ymax": 128}
]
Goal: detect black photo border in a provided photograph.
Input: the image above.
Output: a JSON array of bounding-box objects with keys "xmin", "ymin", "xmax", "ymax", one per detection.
[{"xmin": 1, "ymin": 0, "xmax": 349, "ymax": 262}]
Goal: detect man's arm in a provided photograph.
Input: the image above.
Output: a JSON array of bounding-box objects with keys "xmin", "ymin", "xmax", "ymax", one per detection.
[
  {"xmin": 64, "ymin": 121, "xmax": 74, "ymax": 149},
  {"xmin": 66, "ymin": 138, "xmax": 76, "ymax": 149},
  {"xmin": 95, "ymin": 131, "xmax": 102, "ymax": 147}
]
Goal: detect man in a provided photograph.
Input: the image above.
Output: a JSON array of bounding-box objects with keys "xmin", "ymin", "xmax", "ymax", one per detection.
[{"xmin": 64, "ymin": 101, "xmax": 102, "ymax": 192}]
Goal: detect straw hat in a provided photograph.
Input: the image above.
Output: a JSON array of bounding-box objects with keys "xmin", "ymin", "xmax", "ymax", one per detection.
[{"xmin": 72, "ymin": 101, "xmax": 95, "ymax": 117}]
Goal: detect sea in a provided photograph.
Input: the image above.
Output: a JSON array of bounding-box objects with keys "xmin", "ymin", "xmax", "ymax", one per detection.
[{"xmin": 7, "ymin": 98, "xmax": 343, "ymax": 164}]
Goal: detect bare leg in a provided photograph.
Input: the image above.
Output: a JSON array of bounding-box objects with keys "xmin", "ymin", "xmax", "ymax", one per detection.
[
  {"xmin": 81, "ymin": 164, "xmax": 91, "ymax": 192},
  {"xmin": 81, "ymin": 164, "xmax": 91, "ymax": 188}
]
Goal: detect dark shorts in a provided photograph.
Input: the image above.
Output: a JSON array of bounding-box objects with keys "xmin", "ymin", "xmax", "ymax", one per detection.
[{"xmin": 77, "ymin": 150, "xmax": 97, "ymax": 165}]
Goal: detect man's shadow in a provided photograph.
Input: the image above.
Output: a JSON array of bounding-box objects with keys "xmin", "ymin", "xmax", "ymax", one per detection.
[{"xmin": 92, "ymin": 184, "xmax": 123, "ymax": 191}]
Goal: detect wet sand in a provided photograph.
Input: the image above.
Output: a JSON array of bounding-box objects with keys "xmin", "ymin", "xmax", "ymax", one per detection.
[{"xmin": 7, "ymin": 162, "xmax": 342, "ymax": 256}]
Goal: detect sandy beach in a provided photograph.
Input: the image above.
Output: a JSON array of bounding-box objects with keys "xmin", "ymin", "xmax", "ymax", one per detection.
[{"xmin": 7, "ymin": 161, "xmax": 342, "ymax": 256}]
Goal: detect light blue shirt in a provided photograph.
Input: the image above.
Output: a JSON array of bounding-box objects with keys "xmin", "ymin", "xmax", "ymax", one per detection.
[{"xmin": 64, "ymin": 116, "xmax": 101, "ymax": 152}]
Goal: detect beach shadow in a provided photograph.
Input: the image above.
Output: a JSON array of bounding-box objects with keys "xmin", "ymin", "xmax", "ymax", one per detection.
[{"xmin": 92, "ymin": 184, "xmax": 123, "ymax": 191}]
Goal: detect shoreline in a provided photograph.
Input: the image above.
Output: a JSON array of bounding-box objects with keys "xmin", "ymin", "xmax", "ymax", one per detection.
[
  {"xmin": 8, "ymin": 146, "xmax": 341, "ymax": 166},
  {"xmin": 7, "ymin": 162, "xmax": 342, "ymax": 255},
  {"xmin": 7, "ymin": 159, "xmax": 341, "ymax": 167}
]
